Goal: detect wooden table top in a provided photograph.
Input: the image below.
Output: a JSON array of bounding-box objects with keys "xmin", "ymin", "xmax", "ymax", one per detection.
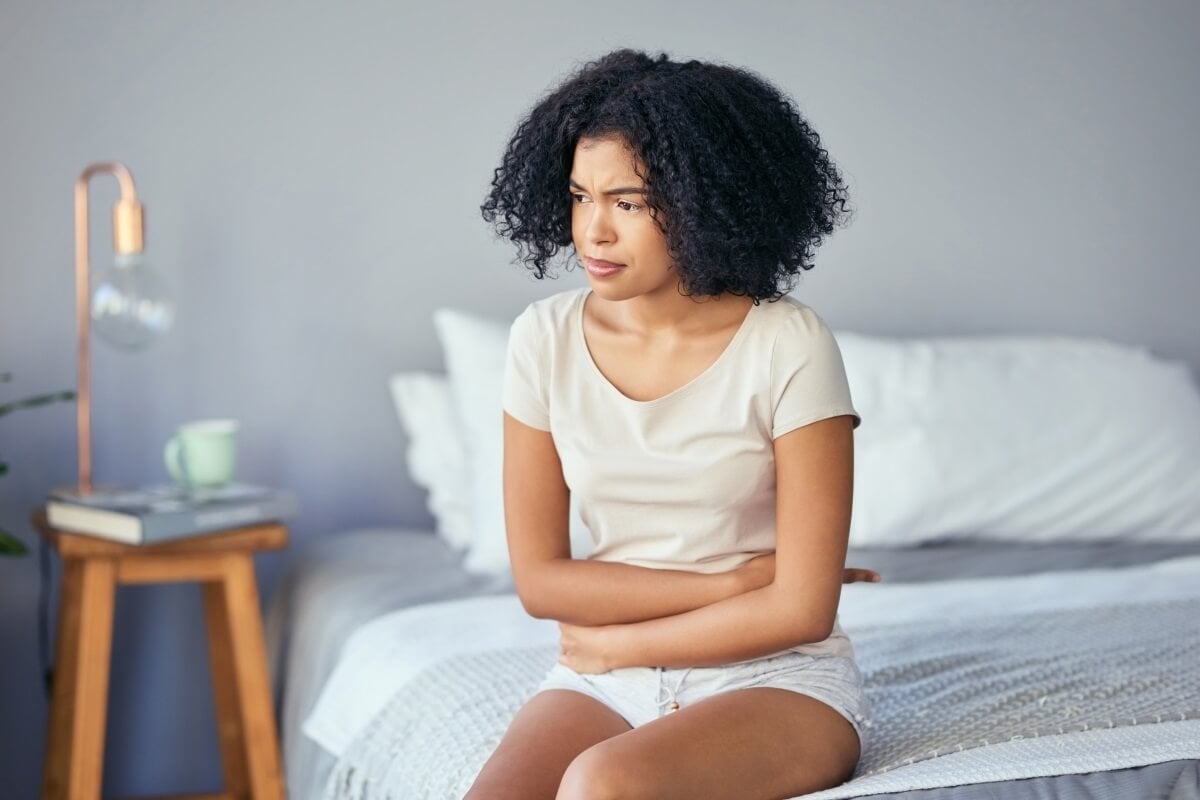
[{"xmin": 32, "ymin": 508, "xmax": 289, "ymax": 558}]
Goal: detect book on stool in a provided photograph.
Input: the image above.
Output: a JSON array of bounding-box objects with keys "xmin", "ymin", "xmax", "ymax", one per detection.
[{"xmin": 45, "ymin": 482, "xmax": 299, "ymax": 545}]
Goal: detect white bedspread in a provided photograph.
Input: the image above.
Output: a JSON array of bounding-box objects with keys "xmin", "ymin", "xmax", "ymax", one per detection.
[
  {"xmin": 304, "ymin": 554, "xmax": 1200, "ymax": 758},
  {"xmin": 316, "ymin": 595, "xmax": 1200, "ymax": 799}
]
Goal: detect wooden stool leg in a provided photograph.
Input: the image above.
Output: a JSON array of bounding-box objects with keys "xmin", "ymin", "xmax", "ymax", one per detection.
[
  {"xmin": 204, "ymin": 577, "xmax": 251, "ymax": 798},
  {"xmin": 205, "ymin": 553, "xmax": 285, "ymax": 800},
  {"xmin": 42, "ymin": 557, "xmax": 116, "ymax": 800}
]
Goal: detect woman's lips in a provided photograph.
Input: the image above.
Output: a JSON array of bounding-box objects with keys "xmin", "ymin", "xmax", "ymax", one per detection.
[{"xmin": 584, "ymin": 257, "xmax": 625, "ymax": 277}]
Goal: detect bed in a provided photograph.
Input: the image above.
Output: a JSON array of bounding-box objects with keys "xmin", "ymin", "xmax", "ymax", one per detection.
[{"xmin": 266, "ymin": 304, "xmax": 1200, "ymax": 799}]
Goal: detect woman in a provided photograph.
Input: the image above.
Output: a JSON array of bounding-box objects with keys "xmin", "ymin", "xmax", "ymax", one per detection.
[{"xmin": 471, "ymin": 48, "xmax": 877, "ymax": 800}]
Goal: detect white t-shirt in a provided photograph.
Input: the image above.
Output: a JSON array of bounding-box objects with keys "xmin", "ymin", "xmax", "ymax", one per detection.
[{"xmin": 502, "ymin": 287, "xmax": 862, "ymax": 658}]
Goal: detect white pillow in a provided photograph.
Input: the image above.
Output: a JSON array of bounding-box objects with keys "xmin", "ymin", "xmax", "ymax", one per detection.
[
  {"xmin": 430, "ymin": 305, "xmax": 1200, "ymax": 562},
  {"xmin": 432, "ymin": 309, "xmax": 592, "ymax": 576},
  {"xmin": 387, "ymin": 372, "xmax": 474, "ymax": 551},
  {"xmin": 838, "ymin": 332, "xmax": 1200, "ymax": 546}
]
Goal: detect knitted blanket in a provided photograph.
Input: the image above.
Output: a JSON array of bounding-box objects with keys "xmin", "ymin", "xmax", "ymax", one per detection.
[{"xmin": 321, "ymin": 598, "xmax": 1200, "ymax": 799}]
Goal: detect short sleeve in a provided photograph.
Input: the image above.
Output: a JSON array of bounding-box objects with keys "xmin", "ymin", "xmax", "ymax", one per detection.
[
  {"xmin": 770, "ymin": 307, "xmax": 862, "ymax": 438},
  {"xmin": 502, "ymin": 306, "xmax": 551, "ymax": 431}
]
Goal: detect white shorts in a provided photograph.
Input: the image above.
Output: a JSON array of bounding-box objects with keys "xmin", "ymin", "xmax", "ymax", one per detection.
[{"xmin": 532, "ymin": 650, "xmax": 872, "ymax": 751}]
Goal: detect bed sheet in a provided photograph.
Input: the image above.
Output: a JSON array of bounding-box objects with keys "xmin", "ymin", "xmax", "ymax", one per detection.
[
  {"xmin": 268, "ymin": 530, "xmax": 1200, "ymax": 800},
  {"xmin": 264, "ymin": 528, "xmax": 511, "ymax": 800},
  {"xmin": 320, "ymin": 596, "xmax": 1200, "ymax": 800}
]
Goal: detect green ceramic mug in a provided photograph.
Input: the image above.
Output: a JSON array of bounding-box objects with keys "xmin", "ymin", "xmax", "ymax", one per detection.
[{"xmin": 164, "ymin": 419, "xmax": 239, "ymax": 488}]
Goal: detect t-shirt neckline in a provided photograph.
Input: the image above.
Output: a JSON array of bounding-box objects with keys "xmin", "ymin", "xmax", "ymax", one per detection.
[{"xmin": 576, "ymin": 288, "xmax": 759, "ymax": 407}]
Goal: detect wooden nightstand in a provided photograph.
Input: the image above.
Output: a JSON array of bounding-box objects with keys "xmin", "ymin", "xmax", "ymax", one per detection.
[{"xmin": 33, "ymin": 509, "xmax": 289, "ymax": 800}]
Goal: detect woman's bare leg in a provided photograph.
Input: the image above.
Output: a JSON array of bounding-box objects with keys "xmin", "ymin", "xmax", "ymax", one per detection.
[
  {"xmin": 464, "ymin": 689, "xmax": 633, "ymax": 800},
  {"xmin": 556, "ymin": 688, "xmax": 860, "ymax": 800}
]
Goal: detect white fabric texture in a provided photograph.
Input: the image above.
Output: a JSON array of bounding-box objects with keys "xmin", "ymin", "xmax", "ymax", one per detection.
[
  {"xmin": 387, "ymin": 373, "xmax": 474, "ymax": 551},
  {"xmin": 838, "ymin": 332, "xmax": 1200, "ymax": 546},
  {"xmin": 314, "ymin": 577, "xmax": 1200, "ymax": 800},
  {"xmin": 432, "ymin": 308, "xmax": 591, "ymax": 574},
  {"xmin": 302, "ymin": 594, "xmax": 546, "ymax": 757},
  {"xmin": 302, "ymin": 553, "xmax": 1200, "ymax": 759},
  {"xmin": 502, "ymin": 287, "xmax": 861, "ymax": 576}
]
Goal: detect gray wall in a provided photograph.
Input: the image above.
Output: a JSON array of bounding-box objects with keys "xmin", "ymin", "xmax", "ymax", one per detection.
[{"xmin": 2, "ymin": 0, "xmax": 1198, "ymax": 796}]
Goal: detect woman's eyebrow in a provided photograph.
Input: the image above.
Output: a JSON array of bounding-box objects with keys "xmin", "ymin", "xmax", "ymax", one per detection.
[{"xmin": 569, "ymin": 178, "xmax": 648, "ymax": 196}]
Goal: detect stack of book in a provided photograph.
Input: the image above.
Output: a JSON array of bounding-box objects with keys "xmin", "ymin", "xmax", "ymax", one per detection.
[{"xmin": 46, "ymin": 483, "xmax": 299, "ymax": 545}]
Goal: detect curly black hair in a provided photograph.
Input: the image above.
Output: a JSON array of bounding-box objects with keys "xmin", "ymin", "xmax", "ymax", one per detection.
[{"xmin": 480, "ymin": 48, "xmax": 852, "ymax": 302}]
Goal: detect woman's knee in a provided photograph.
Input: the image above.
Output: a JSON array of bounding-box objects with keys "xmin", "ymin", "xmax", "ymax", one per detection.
[
  {"xmin": 464, "ymin": 776, "xmax": 524, "ymax": 800},
  {"xmin": 556, "ymin": 741, "xmax": 657, "ymax": 800}
]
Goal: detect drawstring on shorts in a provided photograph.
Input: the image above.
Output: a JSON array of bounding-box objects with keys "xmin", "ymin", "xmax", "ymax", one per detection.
[{"xmin": 655, "ymin": 666, "xmax": 694, "ymax": 715}]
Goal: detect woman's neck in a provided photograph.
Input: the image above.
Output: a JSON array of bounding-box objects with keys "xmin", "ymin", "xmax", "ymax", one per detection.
[{"xmin": 590, "ymin": 285, "xmax": 753, "ymax": 338}]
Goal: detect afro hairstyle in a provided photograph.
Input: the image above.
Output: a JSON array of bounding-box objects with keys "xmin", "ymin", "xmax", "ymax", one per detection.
[{"xmin": 480, "ymin": 48, "xmax": 852, "ymax": 302}]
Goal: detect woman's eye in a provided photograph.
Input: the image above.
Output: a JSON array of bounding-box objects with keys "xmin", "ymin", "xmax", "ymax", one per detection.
[{"xmin": 569, "ymin": 193, "xmax": 639, "ymax": 213}]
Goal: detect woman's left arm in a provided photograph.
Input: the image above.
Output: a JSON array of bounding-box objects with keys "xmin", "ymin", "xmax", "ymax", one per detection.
[{"xmin": 559, "ymin": 414, "xmax": 856, "ymax": 672}]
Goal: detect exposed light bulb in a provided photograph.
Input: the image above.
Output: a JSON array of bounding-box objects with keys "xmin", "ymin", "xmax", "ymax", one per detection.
[{"xmin": 90, "ymin": 252, "xmax": 174, "ymax": 351}]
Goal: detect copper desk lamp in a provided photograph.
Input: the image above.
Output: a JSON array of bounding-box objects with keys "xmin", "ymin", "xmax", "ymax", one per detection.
[{"xmin": 74, "ymin": 162, "xmax": 172, "ymax": 493}]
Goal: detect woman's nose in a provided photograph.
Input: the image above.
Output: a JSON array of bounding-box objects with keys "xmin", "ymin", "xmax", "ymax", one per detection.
[{"xmin": 584, "ymin": 206, "xmax": 614, "ymax": 243}]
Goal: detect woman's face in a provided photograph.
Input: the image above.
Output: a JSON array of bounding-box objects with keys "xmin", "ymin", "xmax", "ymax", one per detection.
[{"xmin": 570, "ymin": 136, "xmax": 677, "ymax": 302}]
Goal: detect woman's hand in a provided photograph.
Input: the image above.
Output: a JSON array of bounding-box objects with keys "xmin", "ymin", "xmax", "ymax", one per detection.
[
  {"xmin": 558, "ymin": 621, "xmax": 623, "ymax": 674},
  {"xmin": 734, "ymin": 553, "xmax": 880, "ymax": 592},
  {"xmin": 843, "ymin": 567, "xmax": 881, "ymax": 583}
]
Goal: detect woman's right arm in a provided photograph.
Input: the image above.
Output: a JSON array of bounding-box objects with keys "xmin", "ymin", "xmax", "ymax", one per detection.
[{"xmin": 503, "ymin": 412, "xmax": 763, "ymax": 626}]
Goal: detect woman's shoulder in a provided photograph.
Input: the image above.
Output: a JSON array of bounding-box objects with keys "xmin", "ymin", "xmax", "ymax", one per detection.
[
  {"xmin": 753, "ymin": 294, "xmax": 837, "ymax": 341},
  {"xmin": 508, "ymin": 289, "xmax": 588, "ymax": 347},
  {"xmin": 514, "ymin": 287, "xmax": 588, "ymax": 333}
]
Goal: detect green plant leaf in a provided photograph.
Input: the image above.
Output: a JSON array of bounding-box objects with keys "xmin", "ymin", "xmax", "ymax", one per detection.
[
  {"xmin": 0, "ymin": 390, "xmax": 77, "ymax": 418},
  {"xmin": 0, "ymin": 529, "xmax": 29, "ymax": 556},
  {"xmin": 1, "ymin": 374, "xmax": 75, "ymax": 552}
]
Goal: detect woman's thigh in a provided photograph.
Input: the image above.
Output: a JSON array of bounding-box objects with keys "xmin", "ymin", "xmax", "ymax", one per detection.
[
  {"xmin": 556, "ymin": 687, "xmax": 860, "ymax": 800},
  {"xmin": 464, "ymin": 689, "xmax": 633, "ymax": 800}
]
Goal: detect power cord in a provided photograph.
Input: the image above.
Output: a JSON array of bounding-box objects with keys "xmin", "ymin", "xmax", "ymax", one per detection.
[{"xmin": 38, "ymin": 534, "xmax": 54, "ymax": 698}]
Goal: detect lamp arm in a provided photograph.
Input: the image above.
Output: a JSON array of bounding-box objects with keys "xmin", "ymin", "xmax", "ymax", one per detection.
[{"xmin": 73, "ymin": 162, "xmax": 143, "ymax": 494}]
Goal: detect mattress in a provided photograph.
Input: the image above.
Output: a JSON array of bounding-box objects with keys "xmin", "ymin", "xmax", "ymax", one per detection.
[
  {"xmin": 264, "ymin": 528, "xmax": 512, "ymax": 800},
  {"xmin": 266, "ymin": 529, "xmax": 1200, "ymax": 800}
]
